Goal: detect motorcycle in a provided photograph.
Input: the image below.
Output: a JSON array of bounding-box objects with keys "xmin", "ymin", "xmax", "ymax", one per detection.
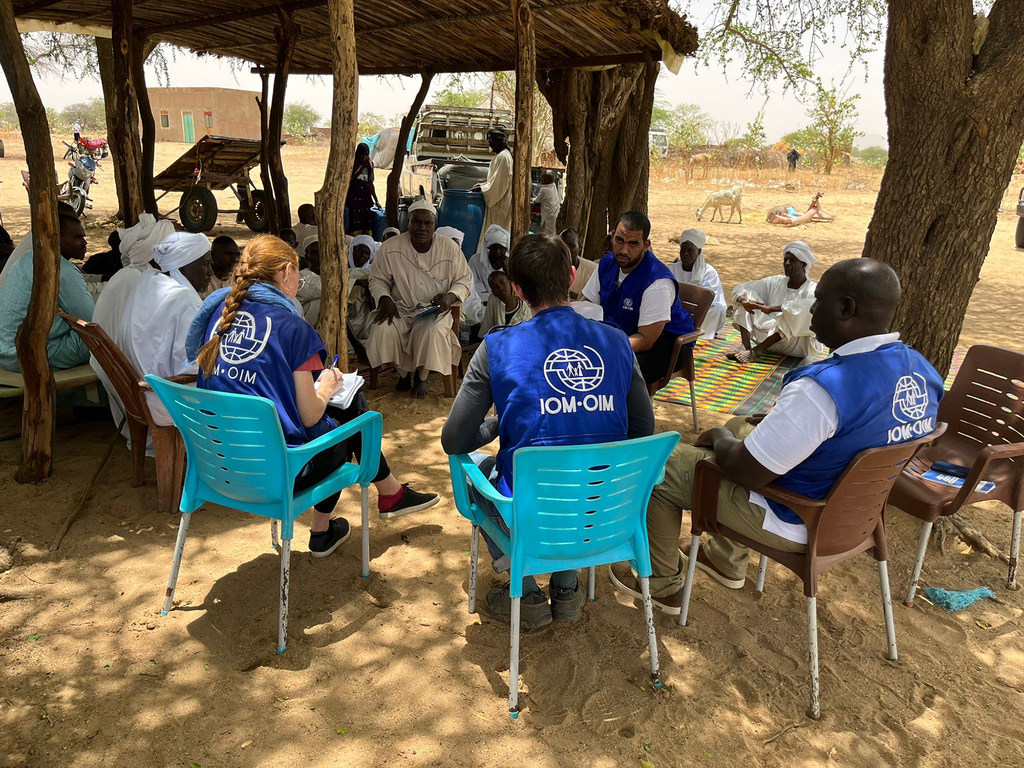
[
  {"xmin": 62, "ymin": 136, "xmax": 109, "ymax": 162},
  {"xmin": 61, "ymin": 155, "xmax": 98, "ymax": 217}
]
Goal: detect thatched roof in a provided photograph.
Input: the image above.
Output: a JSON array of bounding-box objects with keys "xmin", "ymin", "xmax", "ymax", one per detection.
[{"xmin": 14, "ymin": 0, "xmax": 698, "ymax": 76}]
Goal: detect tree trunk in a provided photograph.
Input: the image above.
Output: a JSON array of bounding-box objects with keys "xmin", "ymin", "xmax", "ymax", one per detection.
[
  {"xmin": 0, "ymin": 0, "xmax": 59, "ymax": 482},
  {"xmin": 96, "ymin": 38, "xmax": 124, "ymax": 221},
  {"xmin": 108, "ymin": 0, "xmax": 144, "ymax": 227},
  {"xmin": 538, "ymin": 63, "xmax": 653, "ymax": 260},
  {"xmin": 132, "ymin": 33, "xmax": 158, "ymax": 217},
  {"xmin": 510, "ymin": 0, "xmax": 535, "ymax": 242},
  {"xmin": 386, "ymin": 72, "xmax": 433, "ymax": 228},
  {"xmin": 315, "ymin": 0, "xmax": 357, "ymax": 363},
  {"xmin": 865, "ymin": 0, "xmax": 1024, "ymax": 376},
  {"xmin": 268, "ymin": 10, "xmax": 297, "ymax": 232},
  {"xmin": 256, "ymin": 72, "xmax": 279, "ymax": 235}
]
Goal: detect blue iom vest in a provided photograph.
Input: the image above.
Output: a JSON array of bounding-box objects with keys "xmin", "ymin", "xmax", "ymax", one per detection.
[
  {"xmin": 597, "ymin": 251, "xmax": 694, "ymax": 338},
  {"xmin": 197, "ymin": 298, "xmax": 330, "ymax": 446},
  {"xmin": 487, "ymin": 305, "xmax": 635, "ymax": 495},
  {"xmin": 767, "ymin": 342, "xmax": 944, "ymax": 525}
]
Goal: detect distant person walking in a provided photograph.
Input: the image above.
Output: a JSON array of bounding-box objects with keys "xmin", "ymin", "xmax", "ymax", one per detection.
[
  {"xmin": 787, "ymin": 148, "xmax": 800, "ymax": 172},
  {"xmin": 72, "ymin": 120, "xmax": 82, "ymax": 143}
]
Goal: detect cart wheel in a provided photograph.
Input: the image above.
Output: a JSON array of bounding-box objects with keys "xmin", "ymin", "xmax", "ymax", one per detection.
[
  {"xmin": 1016, "ymin": 217, "xmax": 1024, "ymax": 249},
  {"xmin": 180, "ymin": 187, "xmax": 218, "ymax": 232},
  {"xmin": 242, "ymin": 189, "xmax": 270, "ymax": 233}
]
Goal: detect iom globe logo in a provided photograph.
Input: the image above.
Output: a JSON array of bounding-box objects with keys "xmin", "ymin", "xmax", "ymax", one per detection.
[
  {"xmin": 543, "ymin": 346, "xmax": 605, "ymax": 394},
  {"xmin": 218, "ymin": 312, "xmax": 272, "ymax": 366},
  {"xmin": 892, "ymin": 374, "xmax": 929, "ymax": 423}
]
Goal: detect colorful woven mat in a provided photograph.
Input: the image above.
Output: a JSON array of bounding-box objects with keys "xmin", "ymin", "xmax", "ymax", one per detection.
[{"xmin": 654, "ymin": 329, "xmax": 968, "ymax": 416}]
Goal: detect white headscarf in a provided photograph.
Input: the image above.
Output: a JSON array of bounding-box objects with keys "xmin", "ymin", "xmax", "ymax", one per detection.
[
  {"xmin": 482, "ymin": 224, "xmax": 510, "ymax": 251},
  {"xmin": 151, "ymin": 232, "xmax": 210, "ymax": 290},
  {"xmin": 302, "ymin": 234, "xmax": 319, "ymax": 256},
  {"xmin": 677, "ymin": 228, "xmax": 708, "ymax": 282},
  {"xmin": 382, "ymin": 227, "xmax": 400, "ymax": 240},
  {"xmin": 117, "ymin": 213, "xmax": 175, "ymax": 269},
  {"xmin": 347, "ymin": 234, "xmax": 379, "ymax": 269},
  {"xmin": 408, "ymin": 198, "xmax": 436, "ymax": 217},
  {"xmin": 435, "ymin": 226, "xmax": 465, "ymax": 247},
  {"xmin": 783, "ymin": 240, "xmax": 816, "ymax": 268}
]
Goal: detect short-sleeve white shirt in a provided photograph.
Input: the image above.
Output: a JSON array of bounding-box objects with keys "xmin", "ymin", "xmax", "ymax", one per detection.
[{"xmin": 581, "ymin": 269, "xmax": 676, "ymax": 328}]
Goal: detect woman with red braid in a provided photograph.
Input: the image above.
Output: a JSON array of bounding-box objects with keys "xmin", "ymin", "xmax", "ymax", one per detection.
[{"xmin": 186, "ymin": 235, "xmax": 439, "ymax": 557}]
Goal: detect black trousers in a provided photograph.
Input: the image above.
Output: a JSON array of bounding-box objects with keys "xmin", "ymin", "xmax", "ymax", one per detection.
[
  {"xmin": 634, "ymin": 331, "xmax": 683, "ymax": 388},
  {"xmin": 293, "ymin": 392, "xmax": 390, "ymax": 513}
]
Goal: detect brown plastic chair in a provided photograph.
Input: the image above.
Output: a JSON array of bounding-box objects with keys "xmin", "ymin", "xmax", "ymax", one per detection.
[
  {"xmin": 366, "ymin": 306, "xmax": 461, "ymax": 397},
  {"xmin": 647, "ymin": 282, "xmax": 715, "ymax": 430},
  {"xmin": 889, "ymin": 345, "xmax": 1024, "ymax": 605},
  {"xmin": 58, "ymin": 310, "xmax": 189, "ymax": 515},
  {"xmin": 678, "ymin": 423, "xmax": 946, "ymax": 719}
]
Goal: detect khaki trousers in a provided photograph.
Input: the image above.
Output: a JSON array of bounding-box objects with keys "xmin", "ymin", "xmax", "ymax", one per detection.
[{"xmin": 646, "ymin": 417, "xmax": 806, "ymax": 596}]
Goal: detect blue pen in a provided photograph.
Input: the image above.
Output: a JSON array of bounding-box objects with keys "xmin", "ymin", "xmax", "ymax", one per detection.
[{"xmin": 331, "ymin": 354, "xmax": 339, "ymax": 369}]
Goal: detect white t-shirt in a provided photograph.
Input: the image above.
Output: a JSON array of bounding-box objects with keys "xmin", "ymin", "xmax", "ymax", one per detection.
[
  {"xmin": 581, "ymin": 269, "xmax": 676, "ymax": 328},
  {"xmin": 743, "ymin": 332, "xmax": 901, "ymax": 543}
]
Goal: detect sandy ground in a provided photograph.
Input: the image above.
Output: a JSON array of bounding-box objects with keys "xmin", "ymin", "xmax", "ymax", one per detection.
[{"xmin": 1, "ymin": 132, "xmax": 1023, "ymax": 767}]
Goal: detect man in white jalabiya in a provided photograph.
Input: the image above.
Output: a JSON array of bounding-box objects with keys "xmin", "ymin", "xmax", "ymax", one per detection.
[
  {"xmin": 121, "ymin": 231, "xmax": 213, "ymax": 425},
  {"xmin": 668, "ymin": 229, "xmax": 727, "ymax": 340},
  {"xmin": 464, "ymin": 224, "xmax": 510, "ymax": 331},
  {"xmin": 91, "ymin": 213, "xmax": 175, "ymax": 446},
  {"xmin": 367, "ymin": 199, "xmax": 472, "ymax": 398},
  {"xmin": 472, "ymin": 127, "xmax": 512, "ymax": 250},
  {"xmin": 729, "ymin": 240, "xmax": 824, "ymax": 364}
]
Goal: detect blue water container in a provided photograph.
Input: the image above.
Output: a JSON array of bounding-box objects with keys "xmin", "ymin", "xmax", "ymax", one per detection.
[
  {"xmin": 371, "ymin": 207, "xmax": 386, "ymax": 241},
  {"xmin": 437, "ymin": 189, "xmax": 485, "ymax": 258}
]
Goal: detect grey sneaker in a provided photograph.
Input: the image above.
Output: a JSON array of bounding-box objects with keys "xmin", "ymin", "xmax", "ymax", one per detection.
[
  {"xmin": 550, "ymin": 579, "xmax": 586, "ymax": 622},
  {"xmin": 484, "ymin": 583, "xmax": 552, "ymax": 629}
]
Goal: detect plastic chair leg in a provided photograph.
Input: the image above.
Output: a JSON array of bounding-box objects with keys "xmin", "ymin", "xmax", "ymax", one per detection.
[
  {"xmin": 277, "ymin": 539, "xmax": 291, "ymax": 654},
  {"xmin": 806, "ymin": 595, "xmax": 820, "ymax": 720},
  {"xmin": 904, "ymin": 520, "xmax": 933, "ymax": 607},
  {"xmin": 755, "ymin": 554, "xmax": 768, "ymax": 593},
  {"xmin": 1008, "ymin": 509, "xmax": 1021, "ymax": 590},
  {"xmin": 688, "ymin": 379, "xmax": 699, "ymax": 431},
  {"xmin": 161, "ymin": 512, "xmax": 191, "ymax": 615},
  {"xmin": 678, "ymin": 534, "xmax": 701, "ymax": 627},
  {"xmin": 468, "ymin": 525, "xmax": 480, "ymax": 614},
  {"xmin": 878, "ymin": 560, "xmax": 898, "ymax": 661},
  {"xmin": 361, "ymin": 485, "xmax": 370, "ymax": 578},
  {"xmin": 270, "ymin": 520, "xmax": 280, "ymax": 552},
  {"xmin": 639, "ymin": 576, "xmax": 662, "ymax": 689},
  {"xmin": 588, "ymin": 566, "xmax": 596, "ymax": 601},
  {"xmin": 509, "ymin": 597, "xmax": 521, "ymax": 719}
]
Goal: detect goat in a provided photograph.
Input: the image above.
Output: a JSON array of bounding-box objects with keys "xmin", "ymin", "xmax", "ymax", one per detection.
[{"xmin": 696, "ymin": 185, "xmax": 743, "ymax": 223}]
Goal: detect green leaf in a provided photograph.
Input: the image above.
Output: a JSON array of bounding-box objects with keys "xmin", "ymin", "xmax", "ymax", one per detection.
[
  {"xmin": 204, "ymin": 664, "xmax": 210, "ymax": 671},
  {"xmin": 189, "ymin": 763, "xmax": 204, "ymax": 768},
  {"xmin": 641, "ymin": 760, "xmax": 655, "ymax": 768},
  {"xmin": 27, "ymin": 633, "xmax": 41, "ymax": 642},
  {"xmin": 336, "ymin": 727, "xmax": 348, "ymax": 734}
]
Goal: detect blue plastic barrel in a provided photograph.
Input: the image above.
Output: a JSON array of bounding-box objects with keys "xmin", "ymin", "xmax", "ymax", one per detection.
[
  {"xmin": 371, "ymin": 208, "xmax": 386, "ymax": 241},
  {"xmin": 437, "ymin": 189, "xmax": 485, "ymax": 259}
]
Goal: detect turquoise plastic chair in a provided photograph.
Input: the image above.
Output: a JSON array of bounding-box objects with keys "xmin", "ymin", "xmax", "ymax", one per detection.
[
  {"xmin": 449, "ymin": 432, "xmax": 680, "ymax": 717},
  {"xmin": 146, "ymin": 375, "xmax": 383, "ymax": 654}
]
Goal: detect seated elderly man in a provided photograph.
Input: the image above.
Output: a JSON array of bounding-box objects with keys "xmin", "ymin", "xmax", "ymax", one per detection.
[
  {"xmin": 729, "ymin": 240, "xmax": 824, "ymax": 364},
  {"xmin": 611, "ymin": 259, "xmax": 944, "ymax": 613},
  {"xmin": 669, "ymin": 229, "xmax": 727, "ymax": 340},
  {"xmin": 581, "ymin": 211, "xmax": 694, "ymax": 388},
  {"xmin": 0, "ymin": 209, "xmax": 94, "ymax": 372},
  {"xmin": 368, "ymin": 199, "xmax": 471, "ymax": 398},
  {"xmin": 120, "ymin": 232, "xmax": 212, "ymax": 425}
]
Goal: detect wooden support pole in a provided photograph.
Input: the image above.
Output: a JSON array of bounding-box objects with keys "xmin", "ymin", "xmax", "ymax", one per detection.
[
  {"xmin": 109, "ymin": 0, "xmax": 144, "ymax": 226},
  {"xmin": 315, "ymin": 0, "xmax": 357, "ymax": 362},
  {"xmin": 386, "ymin": 72, "xmax": 433, "ymax": 228},
  {"xmin": 132, "ymin": 34, "xmax": 159, "ymax": 216},
  {"xmin": 256, "ymin": 71, "xmax": 280, "ymax": 234},
  {"xmin": 0, "ymin": 0, "xmax": 59, "ymax": 482},
  {"xmin": 511, "ymin": 0, "xmax": 535, "ymax": 242},
  {"xmin": 95, "ymin": 38, "xmax": 124, "ymax": 221},
  {"xmin": 268, "ymin": 9, "xmax": 298, "ymax": 232}
]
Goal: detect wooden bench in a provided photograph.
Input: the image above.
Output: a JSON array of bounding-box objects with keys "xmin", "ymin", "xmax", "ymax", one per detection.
[{"xmin": 0, "ymin": 363, "xmax": 102, "ymax": 401}]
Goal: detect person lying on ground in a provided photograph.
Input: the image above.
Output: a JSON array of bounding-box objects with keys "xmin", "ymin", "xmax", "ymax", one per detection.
[
  {"xmin": 442, "ymin": 233, "xmax": 655, "ymax": 629},
  {"xmin": 189, "ymin": 235, "xmax": 439, "ymax": 556},
  {"xmin": 581, "ymin": 210, "xmax": 695, "ymax": 388},
  {"xmin": 729, "ymin": 240, "xmax": 825, "ymax": 364},
  {"xmin": 668, "ymin": 229, "xmax": 727, "ymax": 340},
  {"xmin": 610, "ymin": 259, "xmax": 943, "ymax": 614},
  {"xmin": 766, "ymin": 191, "xmax": 836, "ymax": 227},
  {"xmin": 479, "ymin": 270, "xmax": 531, "ymax": 336}
]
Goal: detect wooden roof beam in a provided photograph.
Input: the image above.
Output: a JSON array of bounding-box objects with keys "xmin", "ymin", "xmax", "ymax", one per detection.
[
  {"xmin": 283, "ymin": 51, "xmax": 662, "ymax": 76},
  {"xmin": 14, "ymin": 0, "xmax": 69, "ymax": 15},
  {"xmin": 142, "ymin": 0, "xmax": 321, "ymax": 35}
]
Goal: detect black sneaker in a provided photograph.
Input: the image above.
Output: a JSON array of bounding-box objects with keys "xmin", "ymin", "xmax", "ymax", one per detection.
[
  {"xmin": 484, "ymin": 582, "xmax": 552, "ymax": 629},
  {"xmin": 551, "ymin": 579, "xmax": 587, "ymax": 622},
  {"xmin": 379, "ymin": 484, "xmax": 440, "ymax": 519},
  {"xmin": 309, "ymin": 517, "xmax": 351, "ymax": 558}
]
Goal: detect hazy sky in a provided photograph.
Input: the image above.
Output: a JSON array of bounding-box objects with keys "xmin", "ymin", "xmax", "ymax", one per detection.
[{"xmin": 4, "ymin": 6, "xmax": 890, "ymax": 147}]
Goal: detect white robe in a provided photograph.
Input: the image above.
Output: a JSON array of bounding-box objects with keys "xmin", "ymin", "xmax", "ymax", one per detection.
[
  {"xmin": 532, "ymin": 183, "xmax": 561, "ymax": 235},
  {"xmin": 296, "ymin": 268, "xmax": 322, "ymax": 325},
  {"xmin": 464, "ymin": 249, "xmax": 501, "ymax": 326},
  {"xmin": 478, "ymin": 149, "xmax": 512, "ymax": 250},
  {"xmin": 120, "ymin": 270, "xmax": 202, "ymax": 425},
  {"xmin": 669, "ymin": 259, "xmax": 727, "ymax": 340},
  {"xmin": 731, "ymin": 274, "xmax": 823, "ymax": 358}
]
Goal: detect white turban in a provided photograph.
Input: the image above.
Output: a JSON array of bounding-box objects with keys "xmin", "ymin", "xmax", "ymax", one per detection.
[
  {"xmin": 679, "ymin": 229, "xmax": 707, "ymax": 250},
  {"xmin": 482, "ymin": 224, "xmax": 510, "ymax": 251},
  {"xmin": 117, "ymin": 213, "xmax": 175, "ymax": 270},
  {"xmin": 783, "ymin": 240, "xmax": 816, "ymax": 268},
  {"xmin": 152, "ymin": 232, "xmax": 210, "ymax": 290},
  {"xmin": 435, "ymin": 226, "xmax": 465, "ymax": 247},
  {"xmin": 382, "ymin": 227, "xmax": 400, "ymax": 239},
  {"xmin": 347, "ymin": 234, "xmax": 379, "ymax": 268},
  {"xmin": 302, "ymin": 234, "xmax": 319, "ymax": 255},
  {"xmin": 408, "ymin": 198, "xmax": 436, "ymax": 217}
]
